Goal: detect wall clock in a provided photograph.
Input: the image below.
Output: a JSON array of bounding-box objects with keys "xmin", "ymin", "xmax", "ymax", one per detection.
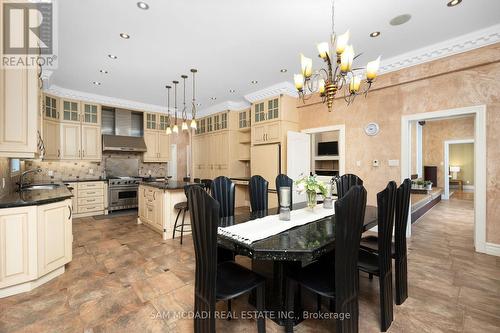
[{"xmin": 364, "ymin": 122, "xmax": 380, "ymax": 136}]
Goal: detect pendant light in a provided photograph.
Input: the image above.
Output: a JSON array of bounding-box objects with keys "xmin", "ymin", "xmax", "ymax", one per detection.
[
  {"xmin": 172, "ymin": 80, "xmax": 179, "ymax": 134},
  {"xmin": 181, "ymin": 74, "xmax": 188, "ymax": 131},
  {"xmin": 190, "ymin": 68, "xmax": 198, "ymax": 129},
  {"xmin": 165, "ymin": 85, "xmax": 172, "ymax": 135}
]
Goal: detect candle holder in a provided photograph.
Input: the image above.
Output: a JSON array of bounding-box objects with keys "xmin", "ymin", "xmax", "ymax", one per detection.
[
  {"xmin": 279, "ymin": 186, "xmax": 291, "ymax": 221},
  {"xmin": 323, "ymin": 182, "xmax": 333, "ymax": 209}
]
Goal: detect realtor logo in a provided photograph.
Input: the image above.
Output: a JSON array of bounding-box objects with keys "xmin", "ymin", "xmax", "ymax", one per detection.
[{"xmin": 2, "ymin": 1, "xmax": 57, "ymax": 68}]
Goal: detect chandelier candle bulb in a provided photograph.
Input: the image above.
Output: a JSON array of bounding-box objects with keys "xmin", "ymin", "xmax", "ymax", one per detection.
[
  {"xmin": 335, "ymin": 30, "xmax": 350, "ymax": 54},
  {"xmin": 366, "ymin": 56, "xmax": 381, "ymax": 81},
  {"xmin": 294, "ymin": 74, "xmax": 304, "ymax": 90},
  {"xmin": 300, "ymin": 54, "xmax": 313, "ymax": 78},
  {"xmin": 166, "ymin": 127, "xmax": 172, "ymax": 135},
  {"xmin": 349, "ymin": 76, "xmax": 361, "ymax": 93},
  {"xmin": 182, "ymin": 121, "xmax": 188, "ymax": 131},
  {"xmin": 317, "ymin": 42, "xmax": 329, "ymax": 59},
  {"xmin": 190, "ymin": 119, "xmax": 197, "ymax": 129},
  {"xmin": 318, "ymin": 79, "xmax": 326, "ymax": 94},
  {"xmin": 340, "ymin": 45, "xmax": 354, "ymax": 72},
  {"xmin": 173, "ymin": 124, "xmax": 179, "ymax": 134}
]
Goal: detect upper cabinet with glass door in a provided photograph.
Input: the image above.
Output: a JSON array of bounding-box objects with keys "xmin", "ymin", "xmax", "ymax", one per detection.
[
  {"xmin": 252, "ymin": 97, "xmax": 284, "ymax": 125},
  {"xmin": 158, "ymin": 114, "xmax": 169, "ymax": 131},
  {"xmin": 61, "ymin": 99, "xmax": 80, "ymax": 123},
  {"xmin": 145, "ymin": 113, "xmax": 158, "ymax": 130},
  {"xmin": 238, "ymin": 109, "xmax": 250, "ymax": 130},
  {"xmin": 44, "ymin": 95, "xmax": 59, "ymax": 120},
  {"xmin": 82, "ymin": 103, "xmax": 100, "ymax": 125},
  {"xmin": 267, "ymin": 98, "xmax": 279, "ymax": 121}
]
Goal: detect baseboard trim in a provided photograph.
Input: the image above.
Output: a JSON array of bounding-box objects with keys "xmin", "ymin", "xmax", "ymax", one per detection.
[
  {"xmin": 0, "ymin": 266, "xmax": 65, "ymax": 298},
  {"xmin": 485, "ymin": 242, "xmax": 500, "ymax": 256}
]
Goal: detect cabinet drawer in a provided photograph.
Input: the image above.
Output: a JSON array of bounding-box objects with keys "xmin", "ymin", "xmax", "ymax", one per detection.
[
  {"xmin": 77, "ymin": 196, "xmax": 104, "ymax": 206},
  {"xmin": 78, "ymin": 189, "xmax": 104, "ymax": 198},
  {"xmin": 78, "ymin": 182, "xmax": 104, "ymax": 190},
  {"xmin": 77, "ymin": 203, "xmax": 104, "ymax": 214}
]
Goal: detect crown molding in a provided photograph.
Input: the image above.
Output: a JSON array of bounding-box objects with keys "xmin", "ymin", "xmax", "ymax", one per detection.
[
  {"xmin": 197, "ymin": 100, "xmax": 251, "ymax": 116},
  {"xmin": 379, "ymin": 24, "xmax": 500, "ymax": 74},
  {"xmin": 243, "ymin": 81, "xmax": 298, "ymax": 103},
  {"xmin": 43, "ymin": 85, "xmax": 181, "ymax": 115}
]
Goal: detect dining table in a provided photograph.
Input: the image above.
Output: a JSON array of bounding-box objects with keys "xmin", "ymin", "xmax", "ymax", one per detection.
[{"xmin": 217, "ymin": 201, "xmax": 378, "ymax": 325}]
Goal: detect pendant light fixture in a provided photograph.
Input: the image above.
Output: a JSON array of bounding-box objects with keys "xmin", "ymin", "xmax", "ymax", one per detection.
[
  {"xmin": 165, "ymin": 85, "xmax": 172, "ymax": 135},
  {"xmin": 181, "ymin": 74, "xmax": 188, "ymax": 131},
  {"xmin": 172, "ymin": 80, "xmax": 179, "ymax": 134},
  {"xmin": 190, "ymin": 68, "xmax": 198, "ymax": 129}
]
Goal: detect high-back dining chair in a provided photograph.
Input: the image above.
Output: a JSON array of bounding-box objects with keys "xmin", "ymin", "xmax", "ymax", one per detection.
[
  {"xmin": 336, "ymin": 174, "xmax": 364, "ymax": 198},
  {"xmin": 358, "ymin": 181, "xmax": 397, "ymax": 332},
  {"xmin": 249, "ymin": 175, "xmax": 269, "ymax": 212},
  {"xmin": 187, "ymin": 186, "xmax": 266, "ymax": 333},
  {"xmin": 276, "ymin": 174, "xmax": 293, "ymax": 209},
  {"xmin": 200, "ymin": 178, "xmax": 213, "ymax": 193},
  {"xmin": 211, "ymin": 176, "xmax": 235, "ymax": 217},
  {"xmin": 285, "ymin": 185, "xmax": 367, "ymax": 333}
]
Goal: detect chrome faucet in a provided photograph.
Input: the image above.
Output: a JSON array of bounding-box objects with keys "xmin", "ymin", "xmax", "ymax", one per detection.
[{"xmin": 19, "ymin": 168, "xmax": 42, "ymax": 190}]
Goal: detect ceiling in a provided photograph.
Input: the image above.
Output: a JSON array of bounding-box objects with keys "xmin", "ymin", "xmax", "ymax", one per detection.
[{"xmin": 50, "ymin": 0, "xmax": 500, "ymax": 113}]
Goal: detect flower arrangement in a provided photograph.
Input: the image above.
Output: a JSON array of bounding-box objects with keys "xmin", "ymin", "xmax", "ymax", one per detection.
[{"xmin": 294, "ymin": 174, "xmax": 328, "ymax": 209}]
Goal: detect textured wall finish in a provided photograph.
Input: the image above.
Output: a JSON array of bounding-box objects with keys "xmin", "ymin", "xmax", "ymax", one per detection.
[{"xmin": 297, "ymin": 43, "xmax": 500, "ymax": 244}]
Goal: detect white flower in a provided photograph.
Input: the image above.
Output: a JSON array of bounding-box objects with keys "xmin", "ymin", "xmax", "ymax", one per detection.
[{"xmin": 296, "ymin": 183, "xmax": 305, "ymax": 194}]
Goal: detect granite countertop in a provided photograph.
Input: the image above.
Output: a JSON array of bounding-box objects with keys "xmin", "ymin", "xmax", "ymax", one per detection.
[
  {"xmin": 0, "ymin": 183, "xmax": 73, "ymax": 209},
  {"xmin": 139, "ymin": 181, "xmax": 190, "ymax": 190},
  {"xmin": 61, "ymin": 178, "xmax": 107, "ymax": 183}
]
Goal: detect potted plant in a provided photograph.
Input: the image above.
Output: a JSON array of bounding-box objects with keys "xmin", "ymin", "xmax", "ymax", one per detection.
[
  {"xmin": 295, "ymin": 174, "xmax": 328, "ymax": 209},
  {"xmin": 424, "ymin": 180, "xmax": 433, "ymax": 190}
]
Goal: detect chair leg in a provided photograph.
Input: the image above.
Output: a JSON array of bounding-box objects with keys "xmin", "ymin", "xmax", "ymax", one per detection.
[
  {"xmin": 285, "ymin": 279, "xmax": 295, "ymax": 333},
  {"xmin": 379, "ymin": 272, "xmax": 394, "ymax": 332},
  {"xmin": 180, "ymin": 209, "xmax": 187, "ymax": 245},
  {"xmin": 172, "ymin": 209, "xmax": 182, "ymax": 239},
  {"xmin": 395, "ymin": 256, "xmax": 408, "ymax": 305},
  {"xmin": 227, "ymin": 299, "xmax": 232, "ymax": 321},
  {"xmin": 256, "ymin": 283, "xmax": 266, "ymax": 333}
]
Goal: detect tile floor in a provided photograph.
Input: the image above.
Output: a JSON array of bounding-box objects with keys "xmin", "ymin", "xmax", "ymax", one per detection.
[{"xmin": 1, "ymin": 194, "xmax": 499, "ymax": 332}]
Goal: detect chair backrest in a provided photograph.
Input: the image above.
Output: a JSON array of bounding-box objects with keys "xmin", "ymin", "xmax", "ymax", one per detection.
[
  {"xmin": 336, "ymin": 174, "xmax": 364, "ymax": 199},
  {"xmin": 249, "ymin": 175, "xmax": 269, "ymax": 212},
  {"xmin": 394, "ymin": 179, "xmax": 411, "ymax": 258},
  {"xmin": 193, "ymin": 178, "xmax": 201, "ymax": 183},
  {"xmin": 187, "ymin": 186, "xmax": 219, "ymax": 333},
  {"xmin": 276, "ymin": 174, "xmax": 293, "ymax": 208},
  {"xmin": 183, "ymin": 177, "xmax": 191, "ymax": 182},
  {"xmin": 377, "ymin": 181, "xmax": 397, "ymax": 275},
  {"xmin": 200, "ymin": 179, "xmax": 213, "ymax": 193},
  {"xmin": 211, "ymin": 176, "xmax": 235, "ymax": 217},
  {"xmin": 184, "ymin": 183, "xmax": 203, "ymax": 198},
  {"xmin": 334, "ymin": 185, "xmax": 367, "ymax": 333}
]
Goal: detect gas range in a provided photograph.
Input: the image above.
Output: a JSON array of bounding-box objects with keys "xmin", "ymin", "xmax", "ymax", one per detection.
[
  {"xmin": 107, "ymin": 176, "xmax": 142, "ymax": 212},
  {"xmin": 108, "ymin": 176, "xmax": 142, "ymax": 187}
]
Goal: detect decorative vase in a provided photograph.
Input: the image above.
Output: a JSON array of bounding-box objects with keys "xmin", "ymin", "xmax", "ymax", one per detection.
[{"xmin": 306, "ymin": 191, "xmax": 317, "ymax": 209}]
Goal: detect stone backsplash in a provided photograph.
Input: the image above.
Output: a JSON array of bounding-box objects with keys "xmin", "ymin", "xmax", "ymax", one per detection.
[{"xmin": 0, "ymin": 157, "xmax": 25, "ymax": 197}]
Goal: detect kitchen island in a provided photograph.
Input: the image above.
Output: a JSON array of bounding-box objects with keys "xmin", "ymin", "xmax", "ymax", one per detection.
[{"xmin": 137, "ymin": 181, "xmax": 191, "ymax": 240}]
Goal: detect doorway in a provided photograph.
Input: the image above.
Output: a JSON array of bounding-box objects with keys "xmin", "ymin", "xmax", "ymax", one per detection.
[{"xmin": 444, "ymin": 139, "xmax": 474, "ymax": 200}]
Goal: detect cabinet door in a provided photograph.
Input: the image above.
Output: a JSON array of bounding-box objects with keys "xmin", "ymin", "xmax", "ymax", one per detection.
[
  {"xmin": 252, "ymin": 125, "xmax": 266, "ymax": 145},
  {"xmin": 81, "ymin": 125, "xmax": 102, "ymax": 161},
  {"xmin": 158, "ymin": 132, "xmax": 170, "ymax": 162},
  {"xmin": 0, "ymin": 206, "xmax": 37, "ymax": 288},
  {"xmin": 61, "ymin": 100, "xmax": 80, "ymax": 123},
  {"xmin": 253, "ymin": 102, "xmax": 265, "ymax": 123},
  {"xmin": 145, "ymin": 113, "xmax": 157, "ymax": 130},
  {"xmin": 44, "ymin": 95, "xmax": 59, "ymax": 120},
  {"xmin": 153, "ymin": 189, "xmax": 163, "ymax": 229},
  {"xmin": 145, "ymin": 203, "xmax": 156, "ymax": 225},
  {"xmin": 82, "ymin": 103, "xmax": 100, "ymax": 125},
  {"xmin": 267, "ymin": 98, "xmax": 279, "ymax": 121},
  {"xmin": 60, "ymin": 123, "xmax": 81, "ymax": 160},
  {"xmin": 43, "ymin": 120, "xmax": 61, "ymax": 160},
  {"xmin": 37, "ymin": 200, "xmax": 72, "ymax": 276},
  {"xmin": 138, "ymin": 186, "xmax": 146, "ymax": 221},
  {"xmin": 218, "ymin": 132, "xmax": 229, "ymax": 175},
  {"xmin": 143, "ymin": 131, "xmax": 158, "ymax": 162},
  {"xmin": 266, "ymin": 122, "xmax": 281, "ymax": 143}
]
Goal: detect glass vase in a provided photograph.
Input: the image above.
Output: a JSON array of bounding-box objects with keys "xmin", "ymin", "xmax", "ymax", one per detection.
[{"xmin": 306, "ymin": 191, "xmax": 317, "ymax": 209}]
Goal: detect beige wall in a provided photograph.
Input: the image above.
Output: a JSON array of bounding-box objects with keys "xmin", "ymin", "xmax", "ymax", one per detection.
[
  {"xmin": 422, "ymin": 117, "xmax": 474, "ymax": 188},
  {"xmin": 296, "ymin": 43, "xmax": 500, "ymax": 244},
  {"xmin": 450, "ymin": 143, "xmax": 474, "ymax": 185}
]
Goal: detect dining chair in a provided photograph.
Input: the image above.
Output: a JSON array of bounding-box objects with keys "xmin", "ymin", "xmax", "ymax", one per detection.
[
  {"xmin": 193, "ymin": 178, "xmax": 201, "ymax": 183},
  {"xmin": 276, "ymin": 174, "xmax": 293, "ymax": 209},
  {"xmin": 200, "ymin": 178, "xmax": 213, "ymax": 193},
  {"xmin": 187, "ymin": 186, "xmax": 266, "ymax": 333},
  {"xmin": 183, "ymin": 176, "xmax": 191, "ymax": 182},
  {"xmin": 359, "ymin": 178, "xmax": 411, "ymax": 305},
  {"xmin": 172, "ymin": 184, "xmax": 202, "ymax": 244},
  {"xmin": 358, "ymin": 181, "xmax": 397, "ymax": 332},
  {"xmin": 211, "ymin": 176, "xmax": 235, "ymax": 218},
  {"xmin": 285, "ymin": 185, "xmax": 367, "ymax": 333},
  {"xmin": 249, "ymin": 175, "xmax": 269, "ymax": 212},
  {"xmin": 336, "ymin": 174, "xmax": 364, "ymax": 198}
]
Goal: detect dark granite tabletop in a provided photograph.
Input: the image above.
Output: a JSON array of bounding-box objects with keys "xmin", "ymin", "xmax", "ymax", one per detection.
[
  {"xmin": 0, "ymin": 183, "xmax": 73, "ymax": 208},
  {"xmin": 218, "ymin": 202, "xmax": 378, "ymax": 262},
  {"xmin": 139, "ymin": 181, "xmax": 191, "ymax": 190}
]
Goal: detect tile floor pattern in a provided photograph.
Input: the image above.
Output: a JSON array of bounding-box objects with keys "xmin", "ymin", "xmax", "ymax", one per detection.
[{"xmin": 1, "ymin": 196, "xmax": 499, "ymax": 332}]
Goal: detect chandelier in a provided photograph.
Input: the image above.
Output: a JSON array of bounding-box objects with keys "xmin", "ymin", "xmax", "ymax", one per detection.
[
  {"xmin": 294, "ymin": 1, "xmax": 381, "ymax": 112},
  {"xmin": 165, "ymin": 69, "xmax": 198, "ymax": 134},
  {"xmin": 172, "ymin": 80, "xmax": 179, "ymax": 134},
  {"xmin": 165, "ymin": 85, "xmax": 172, "ymax": 135},
  {"xmin": 190, "ymin": 68, "xmax": 198, "ymax": 129}
]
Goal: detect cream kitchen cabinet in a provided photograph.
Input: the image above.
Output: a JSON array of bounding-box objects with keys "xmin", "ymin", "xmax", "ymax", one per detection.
[
  {"xmin": 252, "ymin": 121, "xmax": 281, "ymax": 145},
  {"xmin": 37, "ymin": 200, "xmax": 73, "ymax": 277},
  {"xmin": 143, "ymin": 130, "xmax": 170, "ymax": 163},
  {"xmin": 138, "ymin": 186, "xmax": 164, "ymax": 230},
  {"xmin": 81, "ymin": 125, "xmax": 102, "ymax": 160},
  {"xmin": 60, "ymin": 123, "xmax": 81, "ymax": 160},
  {"xmin": 43, "ymin": 120, "xmax": 61, "ymax": 159}
]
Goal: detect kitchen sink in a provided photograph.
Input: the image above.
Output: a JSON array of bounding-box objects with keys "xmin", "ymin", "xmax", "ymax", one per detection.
[{"xmin": 21, "ymin": 183, "xmax": 62, "ymax": 191}]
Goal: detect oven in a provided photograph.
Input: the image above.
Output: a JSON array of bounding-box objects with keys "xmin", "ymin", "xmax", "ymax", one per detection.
[{"xmin": 108, "ymin": 184, "xmax": 139, "ymax": 212}]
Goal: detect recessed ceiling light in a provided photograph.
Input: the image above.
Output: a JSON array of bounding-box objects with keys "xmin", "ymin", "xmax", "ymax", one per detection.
[
  {"xmin": 108, "ymin": 54, "xmax": 118, "ymax": 59},
  {"xmin": 210, "ymin": 97, "xmax": 217, "ymax": 100},
  {"xmin": 389, "ymin": 14, "xmax": 412, "ymax": 26},
  {"xmin": 370, "ymin": 31, "xmax": 381, "ymax": 38},
  {"xmin": 137, "ymin": 2, "xmax": 149, "ymax": 10},
  {"xmin": 119, "ymin": 33, "xmax": 130, "ymax": 39},
  {"xmin": 196, "ymin": 103, "xmax": 202, "ymax": 107},
  {"xmin": 229, "ymin": 89, "xmax": 236, "ymax": 93},
  {"xmin": 251, "ymin": 80, "xmax": 258, "ymax": 84},
  {"xmin": 280, "ymin": 69, "xmax": 287, "ymax": 73},
  {"xmin": 99, "ymin": 69, "xmax": 108, "ymax": 74},
  {"xmin": 447, "ymin": 0, "xmax": 462, "ymax": 7},
  {"xmin": 92, "ymin": 81, "xmax": 101, "ymax": 86}
]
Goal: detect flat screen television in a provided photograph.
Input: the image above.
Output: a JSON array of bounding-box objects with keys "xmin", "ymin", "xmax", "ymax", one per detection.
[{"xmin": 317, "ymin": 141, "xmax": 338, "ymax": 156}]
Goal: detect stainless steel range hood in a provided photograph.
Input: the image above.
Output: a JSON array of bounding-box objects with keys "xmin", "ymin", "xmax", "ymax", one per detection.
[{"xmin": 102, "ymin": 108, "xmax": 146, "ymax": 152}]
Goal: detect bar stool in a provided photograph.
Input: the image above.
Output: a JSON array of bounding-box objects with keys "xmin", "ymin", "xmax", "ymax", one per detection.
[{"xmin": 172, "ymin": 184, "xmax": 200, "ymax": 244}]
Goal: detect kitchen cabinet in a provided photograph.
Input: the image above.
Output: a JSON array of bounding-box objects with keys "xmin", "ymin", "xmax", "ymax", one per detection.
[
  {"xmin": 144, "ymin": 130, "xmax": 170, "ymax": 163},
  {"xmin": 44, "ymin": 95, "xmax": 59, "ymax": 120},
  {"xmin": 81, "ymin": 125, "xmax": 102, "ymax": 160},
  {"xmin": 43, "ymin": 120, "xmax": 61, "ymax": 159},
  {"xmin": 238, "ymin": 109, "xmax": 251, "ymax": 129},
  {"xmin": 74, "ymin": 181, "xmax": 106, "ymax": 217},
  {"xmin": 145, "ymin": 113, "xmax": 157, "ymax": 130},
  {"xmin": 0, "ymin": 206, "xmax": 38, "ymax": 289},
  {"xmin": 37, "ymin": 200, "xmax": 72, "ymax": 276},
  {"xmin": 61, "ymin": 99, "xmax": 80, "ymax": 123},
  {"xmin": 82, "ymin": 103, "xmax": 100, "ymax": 125},
  {"xmin": 252, "ymin": 121, "xmax": 281, "ymax": 145},
  {"xmin": 60, "ymin": 123, "xmax": 81, "ymax": 160}
]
